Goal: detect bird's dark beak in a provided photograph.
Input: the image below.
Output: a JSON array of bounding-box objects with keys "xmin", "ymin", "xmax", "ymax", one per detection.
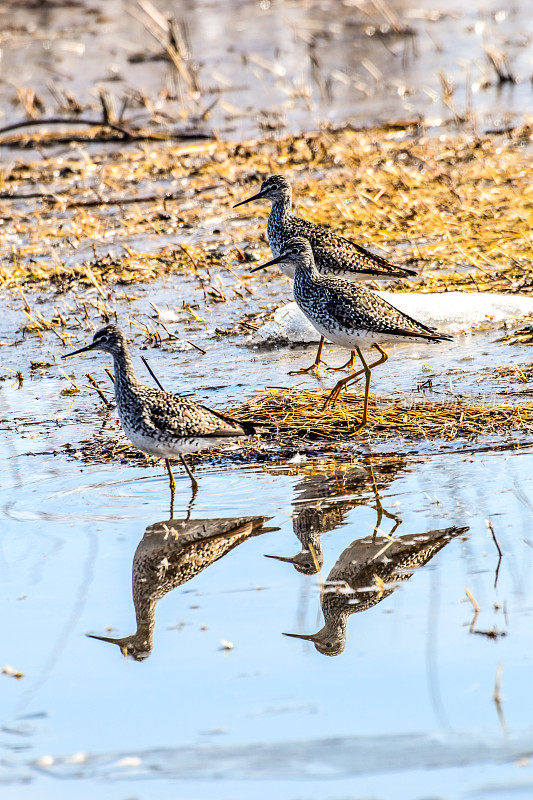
[
  {"xmin": 250, "ymin": 252, "xmax": 287, "ymax": 273},
  {"xmin": 283, "ymin": 631, "xmax": 317, "ymax": 641},
  {"xmin": 86, "ymin": 633, "xmax": 122, "ymax": 644},
  {"xmin": 265, "ymin": 553, "xmax": 297, "ymax": 563},
  {"xmin": 233, "ymin": 189, "xmax": 269, "ymax": 208},
  {"xmin": 62, "ymin": 342, "xmax": 95, "ymax": 358}
]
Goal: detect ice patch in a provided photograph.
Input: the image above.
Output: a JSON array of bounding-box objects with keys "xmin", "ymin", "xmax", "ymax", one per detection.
[{"xmin": 251, "ymin": 292, "xmax": 533, "ymax": 345}]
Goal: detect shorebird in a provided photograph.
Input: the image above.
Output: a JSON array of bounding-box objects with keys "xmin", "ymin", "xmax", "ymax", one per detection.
[
  {"xmin": 252, "ymin": 237, "xmax": 452, "ymax": 428},
  {"xmin": 63, "ymin": 325, "xmax": 260, "ymax": 499},
  {"xmin": 234, "ymin": 174, "xmax": 416, "ymax": 374},
  {"xmin": 284, "ymin": 525, "xmax": 468, "ymax": 655},
  {"xmin": 265, "ymin": 460, "xmax": 404, "ymax": 574},
  {"xmin": 88, "ymin": 515, "xmax": 276, "ymax": 660}
]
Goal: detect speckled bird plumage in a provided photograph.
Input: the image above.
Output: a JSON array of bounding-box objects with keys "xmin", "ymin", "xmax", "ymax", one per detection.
[
  {"xmin": 88, "ymin": 515, "xmax": 274, "ymax": 660},
  {"xmin": 236, "ymin": 175, "xmax": 416, "ymax": 282},
  {"xmin": 269, "ymin": 238, "xmax": 451, "ymax": 350},
  {"xmin": 267, "ymin": 463, "xmax": 382, "ymax": 574},
  {"xmin": 286, "ymin": 525, "xmax": 467, "ymax": 656},
  {"xmin": 65, "ymin": 325, "xmax": 259, "ymax": 459}
]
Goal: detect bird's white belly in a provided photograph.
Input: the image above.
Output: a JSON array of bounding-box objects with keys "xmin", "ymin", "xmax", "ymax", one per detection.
[
  {"xmin": 268, "ymin": 237, "xmax": 295, "ymax": 279},
  {"xmin": 302, "ymin": 315, "xmax": 411, "ymax": 352},
  {"xmin": 121, "ymin": 421, "xmax": 236, "ymax": 459}
]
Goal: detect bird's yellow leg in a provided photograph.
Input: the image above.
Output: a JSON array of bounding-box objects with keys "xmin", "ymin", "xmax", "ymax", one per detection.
[
  {"xmin": 323, "ymin": 344, "xmax": 389, "ymax": 412},
  {"xmin": 289, "ymin": 336, "xmax": 326, "ymax": 376},
  {"xmin": 180, "ymin": 454, "xmax": 199, "ymax": 497},
  {"xmin": 165, "ymin": 458, "xmax": 176, "ymax": 492},
  {"xmin": 165, "ymin": 459, "xmax": 176, "ymax": 518},
  {"xmin": 326, "ymin": 350, "xmax": 358, "ymax": 372}
]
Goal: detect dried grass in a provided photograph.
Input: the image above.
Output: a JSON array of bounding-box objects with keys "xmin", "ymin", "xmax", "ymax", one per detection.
[
  {"xmin": 229, "ymin": 388, "xmax": 533, "ymax": 443},
  {"xmin": 0, "ymin": 123, "xmax": 531, "ymax": 291}
]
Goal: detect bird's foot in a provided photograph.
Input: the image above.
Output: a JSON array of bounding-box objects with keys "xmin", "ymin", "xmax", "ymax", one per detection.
[
  {"xmin": 289, "ymin": 361, "xmax": 324, "ymax": 376},
  {"xmin": 322, "ymin": 388, "xmax": 342, "ymax": 410},
  {"xmin": 326, "ymin": 355, "xmax": 358, "ymax": 372}
]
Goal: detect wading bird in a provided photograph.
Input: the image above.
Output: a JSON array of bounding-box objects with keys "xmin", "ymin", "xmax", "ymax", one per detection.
[
  {"xmin": 252, "ymin": 237, "xmax": 451, "ymax": 428},
  {"xmin": 234, "ymin": 174, "xmax": 416, "ymax": 374},
  {"xmin": 284, "ymin": 525, "xmax": 467, "ymax": 656},
  {"xmin": 63, "ymin": 325, "xmax": 260, "ymax": 501}
]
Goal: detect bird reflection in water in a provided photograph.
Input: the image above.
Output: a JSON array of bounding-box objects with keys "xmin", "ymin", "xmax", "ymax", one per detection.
[
  {"xmin": 284, "ymin": 524, "xmax": 468, "ymax": 656},
  {"xmin": 88, "ymin": 515, "xmax": 276, "ymax": 660},
  {"xmin": 265, "ymin": 457, "xmax": 406, "ymax": 574}
]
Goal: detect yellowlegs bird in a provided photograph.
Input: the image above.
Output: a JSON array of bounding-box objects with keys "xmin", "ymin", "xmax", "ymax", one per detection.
[
  {"xmin": 234, "ymin": 174, "xmax": 416, "ymax": 374},
  {"xmin": 63, "ymin": 325, "xmax": 260, "ymax": 498},
  {"xmin": 88, "ymin": 515, "xmax": 275, "ymax": 660},
  {"xmin": 265, "ymin": 460, "xmax": 404, "ymax": 573},
  {"xmin": 284, "ymin": 525, "xmax": 467, "ymax": 656},
  {"xmin": 252, "ymin": 237, "xmax": 452, "ymax": 428}
]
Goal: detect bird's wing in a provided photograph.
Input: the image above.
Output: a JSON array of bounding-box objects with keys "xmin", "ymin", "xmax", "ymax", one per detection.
[
  {"xmin": 328, "ymin": 526, "xmax": 467, "ymax": 581},
  {"xmin": 320, "ymin": 277, "xmax": 450, "ymax": 341},
  {"xmin": 292, "ymin": 216, "xmax": 416, "ymax": 278},
  {"xmin": 144, "ymin": 390, "xmax": 251, "ymax": 438}
]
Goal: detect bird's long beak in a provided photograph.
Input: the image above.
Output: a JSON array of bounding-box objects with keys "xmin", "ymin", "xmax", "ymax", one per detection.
[
  {"xmin": 250, "ymin": 252, "xmax": 287, "ymax": 273},
  {"xmin": 283, "ymin": 631, "xmax": 317, "ymax": 641},
  {"xmin": 62, "ymin": 342, "xmax": 95, "ymax": 358},
  {"xmin": 86, "ymin": 633, "xmax": 122, "ymax": 644},
  {"xmin": 233, "ymin": 189, "xmax": 269, "ymax": 208},
  {"xmin": 264, "ymin": 553, "xmax": 297, "ymax": 563}
]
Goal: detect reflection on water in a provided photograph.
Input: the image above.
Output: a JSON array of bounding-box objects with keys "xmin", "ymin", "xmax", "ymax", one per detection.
[
  {"xmin": 266, "ymin": 458, "xmax": 406, "ymax": 574},
  {"xmin": 88, "ymin": 515, "xmax": 277, "ymax": 660},
  {"xmin": 285, "ymin": 524, "xmax": 468, "ymax": 656}
]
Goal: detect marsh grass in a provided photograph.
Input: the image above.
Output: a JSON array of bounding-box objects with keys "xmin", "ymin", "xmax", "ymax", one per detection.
[{"xmin": 0, "ymin": 124, "xmax": 531, "ymax": 292}]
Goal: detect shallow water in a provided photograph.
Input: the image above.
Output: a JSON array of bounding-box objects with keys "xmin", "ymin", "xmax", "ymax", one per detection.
[
  {"xmin": 1, "ymin": 0, "xmax": 531, "ymax": 140},
  {"xmin": 1, "ymin": 1, "xmax": 533, "ymax": 796},
  {"xmin": 1, "ymin": 273, "xmax": 533, "ymax": 798}
]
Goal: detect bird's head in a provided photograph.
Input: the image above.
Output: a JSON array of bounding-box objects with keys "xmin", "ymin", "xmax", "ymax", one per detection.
[
  {"xmin": 265, "ymin": 544, "xmax": 323, "ymax": 575},
  {"xmin": 250, "ymin": 236, "xmax": 314, "ymax": 274},
  {"xmin": 87, "ymin": 631, "xmax": 152, "ymax": 661},
  {"xmin": 233, "ymin": 174, "xmax": 292, "ymax": 207},
  {"xmin": 283, "ymin": 620, "xmax": 346, "ymax": 656},
  {"xmin": 63, "ymin": 324, "xmax": 126, "ymax": 358}
]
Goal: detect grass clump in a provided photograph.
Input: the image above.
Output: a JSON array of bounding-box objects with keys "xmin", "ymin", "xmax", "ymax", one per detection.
[{"xmin": 229, "ymin": 388, "xmax": 533, "ymax": 443}]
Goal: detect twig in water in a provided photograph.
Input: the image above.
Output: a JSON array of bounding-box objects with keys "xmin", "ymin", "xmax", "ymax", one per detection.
[
  {"xmin": 464, "ymin": 587, "xmax": 480, "ymax": 633},
  {"xmin": 186, "ymin": 340, "xmax": 206, "ymax": 354},
  {"xmin": 464, "ymin": 587, "xmax": 479, "ymax": 612},
  {"xmin": 85, "ymin": 373, "xmax": 113, "ymax": 407},
  {"xmin": 487, "ymin": 519, "xmax": 503, "ymax": 589},
  {"xmin": 493, "ymin": 663, "xmax": 506, "ymax": 732},
  {"xmin": 141, "ymin": 355, "xmax": 165, "ymax": 390}
]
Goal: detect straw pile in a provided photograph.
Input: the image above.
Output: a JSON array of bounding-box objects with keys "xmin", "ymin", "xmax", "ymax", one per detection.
[{"xmin": 229, "ymin": 388, "xmax": 533, "ymax": 443}]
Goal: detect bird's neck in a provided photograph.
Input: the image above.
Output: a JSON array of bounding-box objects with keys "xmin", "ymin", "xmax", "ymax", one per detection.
[
  {"xmin": 322, "ymin": 583, "xmax": 353, "ymax": 626},
  {"xmin": 320, "ymin": 615, "xmax": 348, "ymax": 643},
  {"xmin": 294, "ymin": 259, "xmax": 320, "ymax": 285},
  {"xmin": 112, "ymin": 345, "xmax": 138, "ymax": 394},
  {"xmin": 269, "ymin": 195, "xmax": 292, "ymax": 227}
]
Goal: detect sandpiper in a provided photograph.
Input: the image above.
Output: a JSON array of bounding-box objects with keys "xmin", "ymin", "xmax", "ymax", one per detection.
[
  {"xmin": 88, "ymin": 514, "xmax": 275, "ymax": 660},
  {"xmin": 234, "ymin": 174, "xmax": 416, "ymax": 374},
  {"xmin": 252, "ymin": 237, "xmax": 451, "ymax": 428},
  {"xmin": 284, "ymin": 525, "xmax": 468, "ymax": 656},
  {"xmin": 63, "ymin": 325, "xmax": 260, "ymax": 497},
  {"xmin": 265, "ymin": 461, "xmax": 403, "ymax": 573}
]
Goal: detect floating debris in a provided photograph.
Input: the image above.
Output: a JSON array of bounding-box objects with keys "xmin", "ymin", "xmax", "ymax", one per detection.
[{"xmin": 2, "ymin": 664, "xmax": 24, "ymax": 680}]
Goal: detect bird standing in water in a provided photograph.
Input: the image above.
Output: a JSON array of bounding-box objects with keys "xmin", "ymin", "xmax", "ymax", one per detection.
[
  {"xmin": 284, "ymin": 525, "xmax": 468, "ymax": 656},
  {"xmin": 63, "ymin": 325, "xmax": 260, "ymax": 502},
  {"xmin": 234, "ymin": 174, "xmax": 416, "ymax": 374},
  {"xmin": 252, "ymin": 237, "xmax": 451, "ymax": 428},
  {"xmin": 88, "ymin": 514, "xmax": 275, "ymax": 660}
]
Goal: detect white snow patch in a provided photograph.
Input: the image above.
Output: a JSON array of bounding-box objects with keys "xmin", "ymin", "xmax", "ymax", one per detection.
[{"xmin": 251, "ymin": 292, "xmax": 533, "ymax": 345}]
